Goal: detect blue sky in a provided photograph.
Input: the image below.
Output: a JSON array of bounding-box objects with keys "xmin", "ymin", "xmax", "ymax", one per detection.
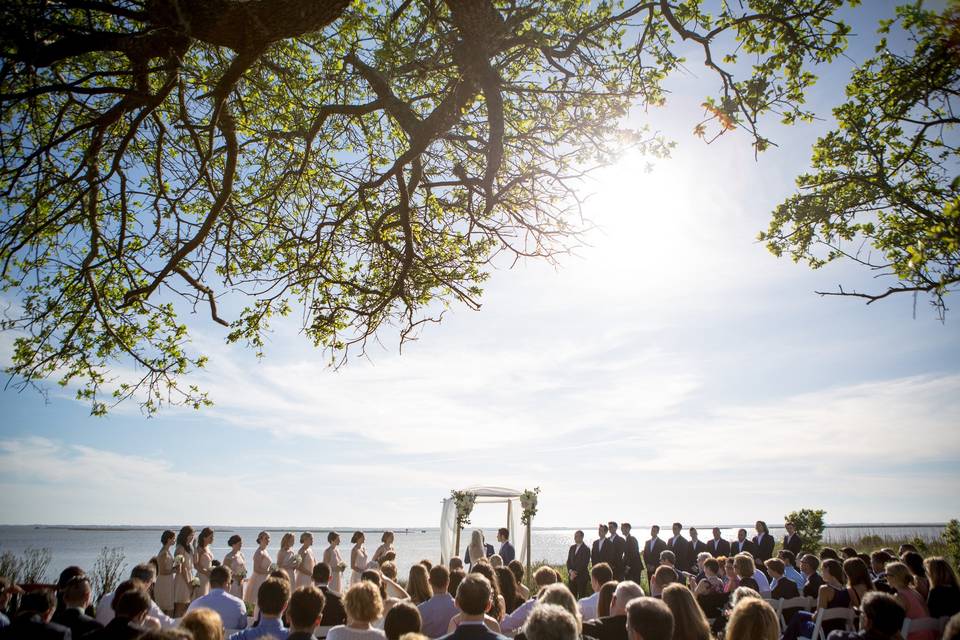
[{"xmin": 1, "ymin": 1, "xmax": 958, "ymax": 528}]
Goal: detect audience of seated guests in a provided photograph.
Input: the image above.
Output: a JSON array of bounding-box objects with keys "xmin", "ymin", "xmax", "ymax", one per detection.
[
  {"xmin": 626, "ymin": 597, "xmax": 674, "ymax": 640},
  {"xmin": 582, "ymin": 581, "xmax": 644, "ymax": 640},
  {"xmin": 180, "ymin": 608, "xmax": 223, "ymax": 640},
  {"xmin": 443, "ymin": 574, "xmax": 507, "ymax": 640},
  {"xmin": 925, "ymin": 557, "xmax": 960, "ymax": 618},
  {"xmin": 0, "ymin": 589, "xmax": 71, "ymax": 640},
  {"xmin": 870, "ymin": 552, "xmax": 895, "ymax": 593},
  {"xmin": 515, "ymin": 584, "xmax": 582, "ymax": 640},
  {"xmin": 692, "ymin": 558, "xmax": 723, "ymax": 596},
  {"xmin": 97, "ymin": 564, "xmax": 176, "ymax": 628},
  {"xmin": 651, "ymin": 566, "xmax": 678, "ymax": 598},
  {"xmin": 596, "ymin": 581, "xmax": 618, "ymax": 618},
  {"xmin": 576, "ymin": 563, "xmax": 613, "ymax": 620},
  {"xmin": 778, "ymin": 550, "xmax": 807, "ymax": 590},
  {"xmin": 826, "ymin": 591, "xmax": 906, "ymax": 640},
  {"xmin": 448, "ymin": 570, "xmax": 466, "ymax": 599},
  {"xmin": 660, "ymin": 584, "xmax": 709, "ymax": 640},
  {"xmin": 86, "ymin": 582, "xmax": 156, "ymax": 640},
  {"xmin": 843, "ymin": 557, "xmax": 875, "ymax": 607},
  {"xmin": 725, "ymin": 597, "xmax": 778, "ymax": 640},
  {"xmin": 733, "ymin": 555, "xmax": 759, "ymax": 592},
  {"xmin": 502, "ymin": 566, "xmax": 559, "ymax": 634},
  {"xmin": 801, "ymin": 554, "xmax": 825, "ymax": 598},
  {"xmin": 408, "ymin": 565, "xmax": 434, "ymax": 606},
  {"xmin": 229, "ymin": 577, "xmax": 291, "ymax": 640},
  {"xmin": 384, "ymin": 601, "xmax": 422, "ymax": 640},
  {"xmin": 494, "ymin": 567, "xmax": 523, "ymax": 615},
  {"xmin": 780, "ymin": 559, "xmax": 854, "ymax": 640},
  {"xmin": 524, "ymin": 604, "xmax": 579, "ymax": 640},
  {"xmin": 52, "ymin": 574, "xmax": 103, "ymax": 636},
  {"xmin": 508, "ymin": 561, "xmax": 530, "ymax": 601},
  {"xmin": 901, "ymin": 552, "xmax": 930, "ymax": 600},
  {"xmin": 313, "ymin": 562, "xmax": 347, "ymax": 627},
  {"xmin": 326, "ymin": 581, "xmax": 386, "ymax": 640},
  {"xmin": 419, "ymin": 566, "xmax": 460, "ymax": 639},
  {"xmin": 885, "ymin": 562, "xmax": 936, "ymax": 640},
  {"xmin": 285, "ymin": 586, "xmax": 326, "ymax": 640},
  {"xmin": 187, "ymin": 566, "xmax": 247, "ymax": 630}
]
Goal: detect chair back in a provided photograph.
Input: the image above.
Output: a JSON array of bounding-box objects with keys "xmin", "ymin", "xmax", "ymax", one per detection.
[
  {"xmin": 901, "ymin": 616, "xmax": 941, "ymax": 638},
  {"xmin": 805, "ymin": 607, "xmax": 856, "ymax": 640}
]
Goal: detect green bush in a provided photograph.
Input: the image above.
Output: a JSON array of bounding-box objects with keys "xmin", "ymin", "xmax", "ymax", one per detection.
[
  {"xmin": 785, "ymin": 508, "xmax": 827, "ymax": 555},
  {"xmin": 943, "ymin": 519, "xmax": 960, "ymax": 569}
]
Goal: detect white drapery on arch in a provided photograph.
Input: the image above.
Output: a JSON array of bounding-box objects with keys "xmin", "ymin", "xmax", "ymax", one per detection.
[{"xmin": 440, "ymin": 486, "xmax": 528, "ymax": 566}]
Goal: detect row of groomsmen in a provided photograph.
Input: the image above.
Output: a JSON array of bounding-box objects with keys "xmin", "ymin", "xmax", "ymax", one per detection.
[{"xmin": 565, "ymin": 520, "xmax": 805, "ymax": 597}]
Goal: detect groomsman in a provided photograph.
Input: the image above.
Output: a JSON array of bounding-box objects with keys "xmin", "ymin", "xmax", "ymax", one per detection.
[
  {"xmin": 753, "ymin": 521, "xmax": 775, "ymax": 564},
  {"xmin": 731, "ymin": 528, "xmax": 757, "ymax": 556},
  {"xmin": 567, "ymin": 530, "xmax": 591, "ymax": 599},
  {"xmin": 591, "ymin": 524, "xmax": 610, "ymax": 568},
  {"xmin": 708, "ymin": 527, "xmax": 730, "ymax": 557},
  {"xmin": 667, "ymin": 523, "xmax": 691, "ymax": 574},
  {"xmin": 607, "ymin": 522, "xmax": 626, "ymax": 580},
  {"xmin": 689, "ymin": 528, "xmax": 707, "ymax": 568},
  {"xmin": 642, "ymin": 525, "xmax": 666, "ymax": 582},
  {"xmin": 783, "ymin": 521, "xmax": 803, "ymax": 556},
  {"xmin": 622, "ymin": 523, "xmax": 643, "ymax": 583}
]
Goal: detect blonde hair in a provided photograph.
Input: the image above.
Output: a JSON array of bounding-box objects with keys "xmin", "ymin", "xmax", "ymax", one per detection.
[
  {"xmin": 180, "ymin": 608, "xmax": 224, "ymax": 640},
  {"xmin": 537, "ymin": 583, "xmax": 581, "ymax": 631},
  {"xmin": 281, "ymin": 532, "xmax": 295, "ymax": 549},
  {"xmin": 725, "ymin": 598, "xmax": 778, "ymax": 640},
  {"xmin": 468, "ymin": 530, "xmax": 485, "ymax": 564},
  {"xmin": 344, "ymin": 581, "xmax": 384, "ymax": 623},
  {"xmin": 734, "ymin": 554, "xmax": 756, "ymax": 579},
  {"xmin": 661, "ymin": 584, "xmax": 710, "ymax": 640},
  {"xmin": 885, "ymin": 561, "xmax": 914, "ymax": 587},
  {"xmin": 489, "ymin": 555, "xmax": 503, "ymax": 569}
]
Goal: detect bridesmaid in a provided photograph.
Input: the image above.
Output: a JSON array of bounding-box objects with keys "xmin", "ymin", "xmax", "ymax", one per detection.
[
  {"xmin": 371, "ymin": 531, "xmax": 395, "ymax": 566},
  {"xmin": 350, "ymin": 531, "xmax": 367, "ymax": 586},
  {"xmin": 295, "ymin": 532, "xmax": 316, "ymax": 589},
  {"xmin": 223, "ymin": 534, "xmax": 246, "ymax": 599},
  {"xmin": 173, "ymin": 526, "xmax": 195, "ymax": 617},
  {"xmin": 323, "ymin": 531, "xmax": 344, "ymax": 594},
  {"xmin": 277, "ymin": 532, "xmax": 298, "ymax": 585},
  {"xmin": 194, "ymin": 527, "xmax": 214, "ymax": 598},
  {"xmin": 154, "ymin": 530, "xmax": 176, "ymax": 616},
  {"xmin": 244, "ymin": 531, "xmax": 271, "ymax": 606}
]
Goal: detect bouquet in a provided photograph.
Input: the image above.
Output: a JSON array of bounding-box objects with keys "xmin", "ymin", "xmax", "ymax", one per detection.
[
  {"xmin": 235, "ymin": 567, "xmax": 247, "ymax": 580},
  {"xmin": 269, "ymin": 563, "xmax": 278, "ymax": 573},
  {"xmin": 520, "ymin": 487, "xmax": 540, "ymax": 525},
  {"xmin": 337, "ymin": 561, "xmax": 347, "ymax": 573},
  {"xmin": 295, "ymin": 553, "xmax": 305, "ymax": 568},
  {"xmin": 190, "ymin": 577, "xmax": 200, "ymax": 588}
]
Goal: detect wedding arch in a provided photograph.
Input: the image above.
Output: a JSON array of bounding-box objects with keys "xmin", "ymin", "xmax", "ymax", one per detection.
[{"xmin": 440, "ymin": 486, "xmax": 539, "ymax": 578}]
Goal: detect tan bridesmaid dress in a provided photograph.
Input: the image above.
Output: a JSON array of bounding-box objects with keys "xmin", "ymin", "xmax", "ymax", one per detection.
[
  {"xmin": 323, "ymin": 546, "xmax": 343, "ymax": 595},
  {"xmin": 173, "ymin": 544, "xmax": 195, "ymax": 604},
  {"xmin": 295, "ymin": 547, "xmax": 315, "ymax": 589},
  {"xmin": 224, "ymin": 549, "xmax": 246, "ymax": 599},
  {"xmin": 244, "ymin": 547, "xmax": 271, "ymax": 605},
  {"xmin": 154, "ymin": 548, "xmax": 175, "ymax": 612},
  {"xmin": 277, "ymin": 548, "xmax": 297, "ymax": 586},
  {"xmin": 194, "ymin": 545, "xmax": 213, "ymax": 598}
]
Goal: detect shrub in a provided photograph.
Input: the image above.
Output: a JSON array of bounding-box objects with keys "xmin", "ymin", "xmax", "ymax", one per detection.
[
  {"xmin": 19, "ymin": 547, "xmax": 52, "ymax": 583},
  {"xmin": 942, "ymin": 520, "xmax": 960, "ymax": 569},
  {"xmin": 91, "ymin": 546, "xmax": 127, "ymax": 603},
  {"xmin": 785, "ymin": 508, "xmax": 827, "ymax": 554}
]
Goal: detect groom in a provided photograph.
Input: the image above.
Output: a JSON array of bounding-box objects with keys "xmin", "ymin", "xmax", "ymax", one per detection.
[{"xmin": 497, "ymin": 528, "xmax": 515, "ymax": 564}]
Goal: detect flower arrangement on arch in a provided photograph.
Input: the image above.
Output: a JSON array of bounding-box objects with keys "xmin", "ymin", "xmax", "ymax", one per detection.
[
  {"xmin": 451, "ymin": 490, "xmax": 477, "ymax": 530},
  {"xmin": 520, "ymin": 487, "xmax": 540, "ymax": 525}
]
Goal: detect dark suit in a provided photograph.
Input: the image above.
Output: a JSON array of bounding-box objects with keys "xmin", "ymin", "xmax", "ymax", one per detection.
[
  {"xmin": 689, "ymin": 540, "xmax": 708, "ymax": 570},
  {"xmin": 641, "ymin": 537, "xmax": 666, "ymax": 580},
  {"xmin": 0, "ymin": 614, "xmax": 71, "ymax": 640},
  {"xmin": 624, "ymin": 535, "xmax": 642, "ymax": 582},
  {"xmin": 438, "ymin": 622, "xmax": 509, "ymax": 640},
  {"xmin": 582, "ymin": 614, "xmax": 627, "ymax": 640},
  {"xmin": 784, "ymin": 533, "xmax": 803, "ymax": 557},
  {"xmin": 80, "ymin": 617, "xmax": 141, "ymax": 640},
  {"xmin": 753, "ymin": 533, "xmax": 775, "ymax": 563},
  {"xmin": 667, "ymin": 535, "xmax": 691, "ymax": 574},
  {"xmin": 566, "ymin": 543, "xmax": 591, "ymax": 599},
  {"xmin": 707, "ymin": 538, "xmax": 730, "ymax": 557},
  {"xmin": 730, "ymin": 539, "xmax": 757, "ymax": 557},
  {"xmin": 591, "ymin": 538, "xmax": 610, "ymax": 568},
  {"xmin": 52, "ymin": 608, "xmax": 102, "ymax": 637},
  {"xmin": 803, "ymin": 572, "xmax": 824, "ymax": 598},
  {"xmin": 772, "ymin": 578, "xmax": 802, "ymax": 622},
  {"xmin": 607, "ymin": 534, "xmax": 626, "ymax": 580},
  {"xmin": 318, "ymin": 585, "xmax": 347, "ymax": 626}
]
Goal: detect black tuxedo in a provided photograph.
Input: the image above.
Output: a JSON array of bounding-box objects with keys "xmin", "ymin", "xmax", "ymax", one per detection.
[
  {"xmin": 439, "ymin": 622, "xmax": 508, "ymax": 640},
  {"xmin": 753, "ymin": 533, "xmax": 775, "ymax": 563},
  {"xmin": 803, "ymin": 572, "xmax": 824, "ymax": 598},
  {"xmin": 591, "ymin": 537, "xmax": 612, "ymax": 568},
  {"xmin": 707, "ymin": 538, "xmax": 730, "ymax": 557},
  {"xmin": 730, "ymin": 538, "xmax": 757, "ymax": 557},
  {"xmin": 667, "ymin": 535, "xmax": 692, "ymax": 573},
  {"xmin": 0, "ymin": 614, "xmax": 72, "ymax": 640},
  {"xmin": 567, "ymin": 542, "xmax": 591, "ymax": 598},
  {"xmin": 783, "ymin": 533, "xmax": 803, "ymax": 557},
  {"xmin": 641, "ymin": 537, "xmax": 667, "ymax": 579},
  {"xmin": 53, "ymin": 608, "xmax": 102, "ymax": 637},
  {"xmin": 624, "ymin": 535, "xmax": 642, "ymax": 582},
  {"xmin": 582, "ymin": 614, "xmax": 627, "ymax": 640},
  {"xmin": 689, "ymin": 539, "xmax": 707, "ymax": 570},
  {"xmin": 318, "ymin": 585, "xmax": 347, "ymax": 626},
  {"xmin": 608, "ymin": 534, "xmax": 626, "ymax": 580}
]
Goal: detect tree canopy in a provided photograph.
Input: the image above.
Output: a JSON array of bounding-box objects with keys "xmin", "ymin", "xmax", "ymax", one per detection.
[{"xmin": 1, "ymin": 0, "xmax": 854, "ymax": 413}]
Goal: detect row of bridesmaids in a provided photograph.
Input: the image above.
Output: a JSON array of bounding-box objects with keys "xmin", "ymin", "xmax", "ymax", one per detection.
[{"xmin": 151, "ymin": 526, "xmax": 398, "ymax": 617}]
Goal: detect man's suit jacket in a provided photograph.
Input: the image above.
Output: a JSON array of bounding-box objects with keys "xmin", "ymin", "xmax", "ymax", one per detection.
[
  {"xmin": 499, "ymin": 542, "xmax": 516, "ymax": 564},
  {"xmin": 730, "ymin": 539, "xmax": 757, "ymax": 557},
  {"xmin": 753, "ymin": 533, "xmax": 775, "ymax": 563},
  {"xmin": 803, "ymin": 572, "xmax": 825, "ymax": 598},
  {"xmin": 641, "ymin": 537, "xmax": 667, "ymax": 575},
  {"xmin": 439, "ymin": 622, "xmax": 509, "ymax": 640},
  {"xmin": 772, "ymin": 578, "xmax": 802, "ymax": 623},
  {"xmin": 689, "ymin": 540, "xmax": 708, "ymax": 568},
  {"xmin": 567, "ymin": 543, "xmax": 590, "ymax": 577},
  {"xmin": 784, "ymin": 533, "xmax": 803, "ymax": 557},
  {"xmin": 52, "ymin": 608, "xmax": 102, "ymax": 637},
  {"xmin": 668, "ymin": 535, "xmax": 692, "ymax": 573},
  {"xmin": 0, "ymin": 615, "xmax": 71, "ymax": 640},
  {"xmin": 582, "ymin": 614, "xmax": 628, "ymax": 640},
  {"xmin": 318, "ymin": 585, "xmax": 347, "ymax": 626},
  {"xmin": 624, "ymin": 535, "xmax": 642, "ymax": 581},
  {"xmin": 591, "ymin": 538, "xmax": 609, "ymax": 567},
  {"xmin": 707, "ymin": 538, "xmax": 731, "ymax": 557},
  {"xmin": 607, "ymin": 534, "xmax": 626, "ymax": 579}
]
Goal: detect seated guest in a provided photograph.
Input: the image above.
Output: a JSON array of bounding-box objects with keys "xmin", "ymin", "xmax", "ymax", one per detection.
[
  {"xmin": 582, "ymin": 581, "xmax": 644, "ymax": 640},
  {"xmin": 285, "ymin": 586, "xmax": 326, "ymax": 640},
  {"xmin": 85, "ymin": 582, "xmax": 155, "ymax": 640},
  {"xmin": 440, "ymin": 574, "xmax": 506, "ymax": 640},
  {"xmin": 596, "ymin": 581, "xmax": 618, "ymax": 618},
  {"xmin": 385, "ymin": 602, "xmax": 422, "ymax": 640},
  {"xmin": 625, "ymin": 597, "xmax": 673, "ymax": 640},
  {"xmin": 448, "ymin": 570, "xmax": 466, "ymax": 599},
  {"xmin": 901, "ymin": 553, "xmax": 930, "ymax": 600},
  {"xmin": 576, "ymin": 563, "xmax": 613, "ymax": 621},
  {"xmin": 313, "ymin": 562, "xmax": 347, "ymax": 627},
  {"xmin": 513, "ymin": 583, "xmax": 584, "ymax": 640},
  {"xmin": 449, "ymin": 558, "xmax": 465, "ymax": 572},
  {"xmin": 660, "ymin": 584, "xmax": 709, "ymax": 640},
  {"xmin": 782, "ymin": 559, "xmax": 853, "ymax": 640},
  {"xmin": 826, "ymin": 591, "xmax": 905, "ymax": 640},
  {"xmin": 766, "ymin": 559, "xmax": 800, "ymax": 598},
  {"xmin": 650, "ymin": 566, "xmax": 678, "ymax": 598},
  {"xmin": 524, "ymin": 604, "xmax": 578, "ymax": 640},
  {"xmin": 778, "ymin": 550, "xmax": 807, "ymax": 590},
  {"xmin": 692, "ymin": 558, "xmax": 723, "ymax": 595},
  {"xmin": 870, "ymin": 552, "xmax": 894, "ymax": 588},
  {"xmin": 0, "ymin": 589, "xmax": 71, "ymax": 640},
  {"xmin": 725, "ymin": 598, "xmax": 778, "ymax": 640},
  {"xmin": 96, "ymin": 564, "xmax": 175, "ymax": 628},
  {"xmin": 188, "ymin": 566, "xmax": 247, "ymax": 630},
  {"xmin": 840, "ymin": 548, "xmax": 858, "ymax": 560},
  {"xmin": 925, "ymin": 557, "xmax": 960, "ymax": 618},
  {"xmin": 501, "ymin": 567, "xmax": 559, "ymax": 634},
  {"xmin": 733, "ymin": 555, "xmax": 759, "ymax": 592},
  {"xmin": 408, "ymin": 566, "xmax": 433, "ymax": 606},
  {"xmin": 53, "ymin": 575, "xmax": 103, "ymax": 636},
  {"xmin": 821, "ymin": 548, "xmax": 840, "ymax": 561},
  {"xmin": 843, "ymin": 558, "xmax": 875, "ymax": 607},
  {"xmin": 508, "ymin": 562, "xmax": 530, "ymax": 601},
  {"xmin": 326, "ymin": 581, "xmax": 385, "ymax": 640},
  {"xmin": 180, "ymin": 608, "xmax": 224, "ymax": 640},
  {"xmin": 468, "ymin": 563, "xmax": 504, "ymax": 623},
  {"xmin": 885, "ymin": 562, "xmax": 936, "ymax": 640},
  {"xmin": 494, "ymin": 568, "xmax": 522, "ymax": 615},
  {"xmin": 229, "ymin": 577, "xmax": 291, "ymax": 640},
  {"xmin": 722, "ymin": 557, "xmax": 739, "ymax": 593},
  {"xmin": 801, "ymin": 554, "xmax": 825, "ymax": 598},
  {"xmin": 489, "ymin": 557, "xmax": 503, "ymax": 570},
  {"xmin": 419, "ymin": 566, "xmax": 459, "ymax": 639},
  {"xmin": 692, "ymin": 553, "xmax": 711, "ymax": 582}
]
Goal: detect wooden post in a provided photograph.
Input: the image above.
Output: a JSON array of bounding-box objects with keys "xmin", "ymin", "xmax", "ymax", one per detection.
[
  {"xmin": 525, "ymin": 520, "xmax": 532, "ymax": 585},
  {"xmin": 455, "ymin": 524, "xmax": 462, "ymax": 558}
]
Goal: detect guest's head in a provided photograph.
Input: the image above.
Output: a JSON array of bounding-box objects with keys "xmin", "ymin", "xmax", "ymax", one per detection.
[
  {"xmin": 778, "ymin": 549, "xmax": 797, "ymax": 568},
  {"xmin": 696, "ymin": 552, "xmax": 710, "ymax": 572},
  {"xmin": 736, "ymin": 529, "xmax": 747, "ymax": 542},
  {"xmin": 820, "ymin": 547, "xmax": 839, "ymax": 561},
  {"xmin": 574, "ymin": 530, "xmax": 584, "ymax": 544},
  {"xmin": 659, "ymin": 550, "xmax": 675, "ymax": 567},
  {"xmin": 672, "ymin": 523, "xmax": 682, "ymax": 536},
  {"xmin": 733, "ymin": 554, "xmax": 755, "ymax": 580},
  {"xmin": 209, "ymin": 566, "xmax": 231, "ymax": 590},
  {"xmin": 535, "ymin": 565, "xmax": 560, "ymax": 589},
  {"xmin": 840, "ymin": 547, "xmax": 857, "ymax": 559},
  {"xmin": 313, "ymin": 562, "xmax": 331, "ymax": 585},
  {"xmin": 495, "ymin": 567, "xmax": 520, "ymax": 612},
  {"xmin": 62, "ymin": 575, "xmax": 93, "ymax": 609},
  {"xmin": 448, "ymin": 569, "xmax": 466, "ymax": 597},
  {"xmin": 382, "ymin": 531, "xmax": 395, "ymax": 544},
  {"xmin": 425, "ymin": 565, "xmax": 449, "ymax": 596},
  {"xmin": 257, "ymin": 531, "xmax": 271, "ymax": 548},
  {"xmin": 626, "ymin": 597, "xmax": 674, "ymax": 640},
  {"xmin": 270, "ymin": 569, "xmax": 290, "ymax": 582},
  {"xmin": 490, "ymin": 554, "xmax": 503, "ymax": 568},
  {"xmin": 884, "ymin": 561, "xmax": 915, "ymax": 589},
  {"xmin": 755, "ymin": 521, "xmax": 769, "ymax": 536},
  {"xmin": 455, "ymin": 574, "xmax": 492, "ymax": 616},
  {"xmin": 898, "ymin": 543, "xmax": 918, "ymax": 556},
  {"xmin": 538, "ymin": 584, "xmax": 581, "ymax": 630},
  {"xmin": 300, "ymin": 532, "xmax": 314, "ymax": 546},
  {"xmin": 661, "ymin": 584, "xmax": 710, "ymax": 640},
  {"xmin": 177, "ymin": 526, "xmax": 195, "ymax": 552},
  {"xmin": 420, "ymin": 559, "xmax": 433, "ymax": 572},
  {"xmin": 258, "ymin": 577, "xmax": 291, "ymax": 618},
  {"xmin": 449, "ymin": 557, "xmax": 464, "ymax": 571},
  {"xmin": 115, "ymin": 583, "xmax": 152, "ymax": 623},
  {"xmin": 590, "ymin": 562, "xmax": 613, "ymax": 591},
  {"xmin": 763, "ymin": 559, "xmax": 785, "ymax": 580},
  {"xmin": 130, "ymin": 562, "xmax": 157, "ymax": 588},
  {"xmin": 228, "ymin": 534, "xmax": 242, "ymax": 550},
  {"xmin": 703, "ymin": 558, "xmax": 720, "ymax": 578},
  {"xmin": 925, "ymin": 557, "xmax": 960, "ymax": 589},
  {"xmin": 288, "ymin": 586, "xmax": 325, "ymax": 633},
  {"xmin": 497, "ymin": 528, "xmax": 510, "ymax": 543},
  {"xmin": 162, "ymin": 530, "xmax": 176, "ymax": 546},
  {"xmin": 723, "ymin": 557, "xmax": 736, "ymax": 581},
  {"xmin": 822, "ymin": 558, "xmax": 845, "ymax": 584},
  {"xmin": 901, "ymin": 552, "xmax": 926, "ymax": 580},
  {"xmin": 385, "ymin": 601, "xmax": 422, "ymax": 640},
  {"xmin": 509, "ymin": 560, "xmax": 526, "ymax": 588},
  {"xmin": 800, "ymin": 554, "xmax": 820, "ymax": 577},
  {"xmin": 407, "ymin": 564, "xmax": 432, "ymax": 604},
  {"xmin": 180, "ymin": 608, "xmax": 223, "ymax": 640},
  {"xmin": 525, "ymin": 604, "xmax": 579, "ymax": 640},
  {"xmin": 361, "ymin": 569, "xmax": 388, "ymax": 600},
  {"xmin": 19, "ymin": 589, "xmax": 56, "ymax": 622},
  {"xmin": 380, "ymin": 561, "xmax": 398, "ymax": 581},
  {"xmin": 858, "ymin": 592, "xmax": 905, "ymax": 639},
  {"xmin": 611, "ymin": 581, "xmax": 645, "ymax": 617},
  {"xmin": 650, "ymin": 525, "xmax": 660, "ymax": 538},
  {"xmin": 730, "ymin": 586, "xmax": 761, "ymax": 608},
  {"xmin": 198, "ymin": 527, "xmax": 214, "ymax": 549},
  {"xmin": 653, "ymin": 565, "xmax": 678, "ymax": 591},
  {"xmin": 351, "ymin": 531, "xmax": 365, "ymax": 545},
  {"xmin": 725, "ymin": 597, "xmax": 778, "ymax": 640},
  {"xmin": 344, "ymin": 581, "xmax": 383, "ymax": 624},
  {"xmin": 843, "ymin": 558, "xmax": 873, "ymax": 591},
  {"xmin": 597, "ymin": 581, "xmax": 617, "ymax": 618}
]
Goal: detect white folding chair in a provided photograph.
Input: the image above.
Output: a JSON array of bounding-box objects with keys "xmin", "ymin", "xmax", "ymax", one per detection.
[
  {"xmin": 764, "ymin": 599, "xmax": 784, "ymax": 629},
  {"xmin": 315, "ymin": 624, "xmax": 334, "ymax": 639},
  {"xmin": 777, "ymin": 596, "xmax": 816, "ymax": 629},
  {"xmin": 799, "ymin": 607, "xmax": 856, "ymax": 640},
  {"xmin": 901, "ymin": 616, "xmax": 941, "ymax": 638}
]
